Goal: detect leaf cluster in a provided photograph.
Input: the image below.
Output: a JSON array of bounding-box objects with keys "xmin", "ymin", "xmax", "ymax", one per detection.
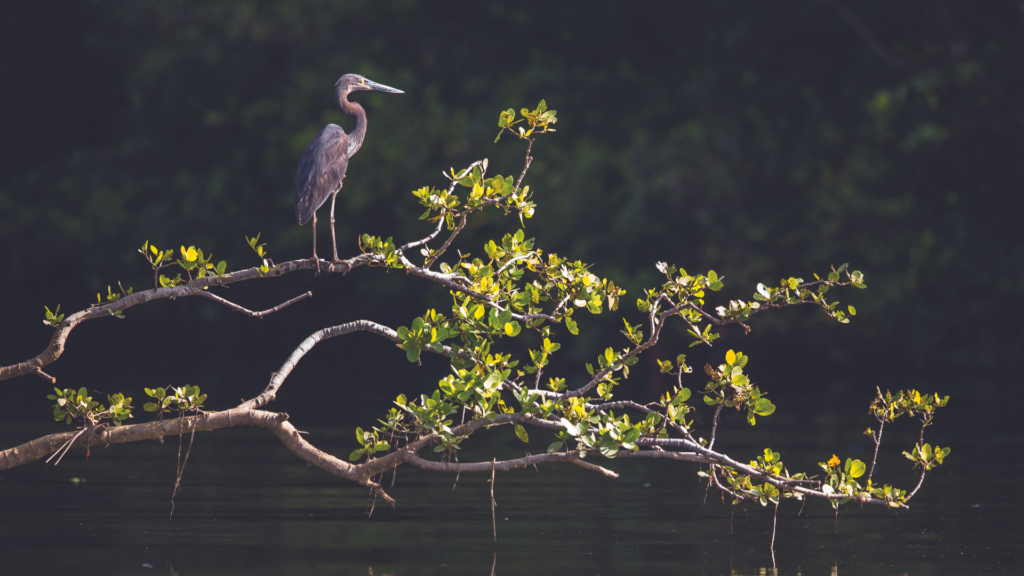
[
  {"xmin": 142, "ymin": 385, "xmax": 207, "ymax": 416},
  {"xmin": 245, "ymin": 234, "xmax": 275, "ymax": 275},
  {"xmin": 701, "ymin": 350, "xmax": 776, "ymax": 425},
  {"xmin": 495, "ymin": 99, "xmax": 557, "ymax": 142},
  {"xmin": 141, "ymin": 240, "xmax": 227, "ymax": 287},
  {"xmin": 43, "ymin": 304, "xmax": 64, "ymax": 327},
  {"xmin": 47, "ymin": 387, "xmax": 133, "ymax": 427},
  {"xmin": 348, "ymin": 427, "xmax": 390, "ymax": 462},
  {"xmin": 903, "ymin": 442, "xmax": 951, "ymax": 471}
]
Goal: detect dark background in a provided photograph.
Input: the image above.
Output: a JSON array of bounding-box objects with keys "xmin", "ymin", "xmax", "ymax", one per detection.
[{"xmin": 2, "ymin": 1, "xmax": 1021, "ymax": 455}]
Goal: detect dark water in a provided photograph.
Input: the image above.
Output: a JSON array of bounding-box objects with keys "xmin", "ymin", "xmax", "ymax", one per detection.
[{"xmin": 1, "ymin": 410, "xmax": 1020, "ymax": 575}]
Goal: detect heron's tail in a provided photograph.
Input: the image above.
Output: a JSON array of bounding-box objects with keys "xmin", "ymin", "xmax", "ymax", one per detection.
[{"xmin": 295, "ymin": 192, "xmax": 315, "ymax": 226}]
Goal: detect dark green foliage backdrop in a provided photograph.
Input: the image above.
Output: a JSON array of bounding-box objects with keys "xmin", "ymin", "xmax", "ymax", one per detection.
[{"xmin": 1, "ymin": 1, "xmax": 1020, "ymax": 426}]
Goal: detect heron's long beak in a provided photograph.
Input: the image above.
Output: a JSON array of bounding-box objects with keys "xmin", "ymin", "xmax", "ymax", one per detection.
[{"xmin": 364, "ymin": 79, "xmax": 404, "ymax": 94}]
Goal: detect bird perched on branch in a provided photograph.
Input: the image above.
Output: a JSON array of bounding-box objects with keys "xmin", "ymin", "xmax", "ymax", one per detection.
[{"xmin": 294, "ymin": 74, "xmax": 403, "ymax": 268}]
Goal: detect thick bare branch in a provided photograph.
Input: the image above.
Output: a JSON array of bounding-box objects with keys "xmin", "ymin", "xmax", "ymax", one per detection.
[
  {"xmin": 0, "ymin": 256, "xmax": 366, "ymax": 383},
  {"xmin": 613, "ymin": 450, "xmax": 711, "ymax": 465},
  {"xmin": 239, "ymin": 319, "xmax": 469, "ymax": 411},
  {"xmin": 404, "ymin": 451, "xmax": 618, "ymax": 478},
  {"xmin": 0, "ymin": 408, "xmax": 286, "ymax": 470}
]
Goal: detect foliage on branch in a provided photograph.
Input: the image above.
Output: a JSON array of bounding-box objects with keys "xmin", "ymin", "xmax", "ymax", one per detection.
[
  {"xmin": 142, "ymin": 385, "xmax": 207, "ymax": 418},
  {"xmin": 0, "ymin": 101, "xmax": 950, "ymax": 541},
  {"xmin": 48, "ymin": 387, "xmax": 133, "ymax": 427}
]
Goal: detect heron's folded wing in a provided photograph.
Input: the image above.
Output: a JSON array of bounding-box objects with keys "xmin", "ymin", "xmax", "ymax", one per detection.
[{"xmin": 294, "ymin": 124, "xmax": 350, "ymax": 225}]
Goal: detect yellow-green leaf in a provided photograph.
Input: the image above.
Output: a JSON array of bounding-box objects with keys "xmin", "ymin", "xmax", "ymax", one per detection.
[
  {"xmin": 849, "ymin": 459, "xmax": 866, "ymax": 478},
  {"xmin": 726, "ymin": 350, "xmax": 736, "ymax": 366}
]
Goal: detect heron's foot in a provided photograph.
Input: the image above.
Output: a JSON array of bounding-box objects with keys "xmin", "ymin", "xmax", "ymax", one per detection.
[{"xmin": 310, "ymin": 255, "xmax": 321, "ymax": 276}]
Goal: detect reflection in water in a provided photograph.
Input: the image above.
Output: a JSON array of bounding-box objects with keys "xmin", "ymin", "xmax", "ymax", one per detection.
[{"xmin": 0, "ymin": 417, "xmax": 1021, "ymax": 574}]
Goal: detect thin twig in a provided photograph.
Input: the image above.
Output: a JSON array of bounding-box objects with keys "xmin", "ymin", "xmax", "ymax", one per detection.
[
  {"xmin": 708, "ymin": 405, "xmax": 724, "ymax": 450},
  {"xmin": 513, "ymin": 138, "xmax": 534, "ymax": 194},
  {"xmin": 32, "ymin": 369, "xmax": 56, "ymax": 384},
  {"xmin": 490, "ymin": 458, "xmax": 497, "ymax": 542},
  {"xmin": 906, "ymin": 466, "xmax": 928, "ymax": 500},
  {"xmin": 424, "ymin": 214, "xmax": 467, "ymax": 268},
  {"xmin": 867, "ymin": 419, "xmax": 884, "ymax": 483},
  {"xmin": 170, "ymin": 411, "xmax": 198, "ymax": 520},
  {"xmin": 199, "ymin": 290, "xmax": 313, "ymax": 319},
  {"xmin": 771, "ymin": 500, "xmax": 779, "ymax": 570},
  {"xmin": 398, "ymin": 217, "xmax": 445, "ymax": 254},
  {"xmin": 46, "ymin": 426, "xmax": 90, "ymax": 466}
]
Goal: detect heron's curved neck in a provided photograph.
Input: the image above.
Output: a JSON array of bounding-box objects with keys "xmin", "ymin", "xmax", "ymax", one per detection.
[{"xmin": 338, "ymin": 92, "xmax": 367, "ymax": 157}]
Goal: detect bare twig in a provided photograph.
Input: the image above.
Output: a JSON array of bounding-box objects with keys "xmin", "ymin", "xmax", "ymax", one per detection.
[
  {"xmin": 771, "ymin": 500, "xmax": 779, "ymax": 570},
  {"xmin": 906, "ymin": 466, "xmax": 928, "ymax": 500},
  {"xmin": 513, "ymin": 138, "xmax": 534, "ymax": 194},
  {"xmin": 32, "ymin": 368, "xmax": 56, "ymax": 384},
  {"xmin": 867, "ymin": 419, "xmax": 884, "ymax": 483},
  {"xmin": 398, "ymin": 217, "xmax": 445, "ymax": 254},
  {"xmin": 491, "ymin": 458, "xmax": 497, "ymax": 542},
  {"xmin": 708, "ymin": 405, "xmax": 724, "ymax": 450},
  {"xmin": 424, "ymin": 214, "xmax": 467, "ymax": 269},
  {"xmin": 45, "ymin": 426, "xmax": 90, "ymax": 466},
  {"xmin": 169, "ymin": 412, "xmax": 199, "ymax": 520},
  {"xmin": 199, "ymin": 291, "xmax": 313, "ymax": 319}
]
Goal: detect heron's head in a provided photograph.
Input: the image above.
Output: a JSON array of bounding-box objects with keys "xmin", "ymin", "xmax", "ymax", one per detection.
[{"xmin": 335, "ymin": 74, "xmax": 404, "ymax": 96}]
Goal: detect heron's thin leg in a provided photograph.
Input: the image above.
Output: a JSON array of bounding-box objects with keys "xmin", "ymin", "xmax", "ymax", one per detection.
[
  {"xmin": 329, "ymin": 189, "xmax": 341, "ymax": 264},
  {"xmin": 311, "ymin": 213, "xmax": 320, "ymax": 275}
]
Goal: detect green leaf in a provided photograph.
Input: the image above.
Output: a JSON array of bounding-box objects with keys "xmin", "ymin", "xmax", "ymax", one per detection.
[
  {"xmin": 753, "ymin": 398, "xmax": 776, "ymax": 416},
  {"xmin": 504, "ymin": 321, "xmax": 521, "ymax": 337},
  {"xmin": 599, "ymin": 440, "xmax": 619, "ymax": 458},
  {"xmin": 565, "ymin": 317, "xmax": 578, "ymax": 335},
  {"xmin": 514, "ymin": 424, "xmax": 529, "ymax": 443},
  {"xmin": 348, "ymin": 450, "xmax": 364, "ymax": 462},
  {"xmin": 849, "ymin": 459, "xmax": 866, "ymax": 478},
  {"xmin": 621, "ymin": 428, "xmax": 641, "ymax": 444},
  {"xmin": 406, "ymin": 346, "xmax": 422, "ymax": 362},
  {"xmin": 547, "ymin": 441, "xmax": 563, "ymax": 454}
]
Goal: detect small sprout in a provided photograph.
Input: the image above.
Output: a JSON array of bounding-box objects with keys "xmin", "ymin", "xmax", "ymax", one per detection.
[{"xmin": 43, "ymin": 305, "xmax": 64, "ymax": 327}]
